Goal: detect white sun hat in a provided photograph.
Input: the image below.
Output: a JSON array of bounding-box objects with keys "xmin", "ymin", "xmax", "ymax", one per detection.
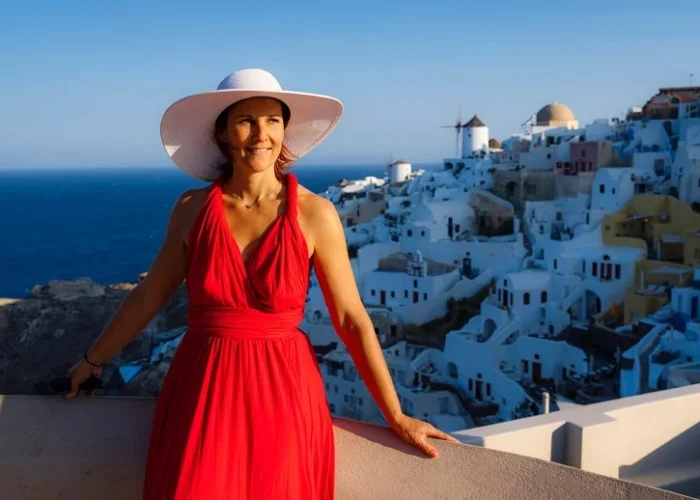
[{"xmin": 160, "ymin": 68, "xmax": 344, "ymax": 181}]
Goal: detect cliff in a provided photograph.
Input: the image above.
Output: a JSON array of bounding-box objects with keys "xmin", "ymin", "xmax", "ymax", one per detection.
[{"xmin": 0, "ymin": 277, "xmax": 189, "ymax": 396}]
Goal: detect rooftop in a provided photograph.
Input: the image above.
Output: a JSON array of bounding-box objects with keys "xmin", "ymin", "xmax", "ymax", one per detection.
[
  {"xmin": 504, "ymin": 270, "xmax": 551, "ymax": 290},
  {"xmin": 377, "ymin": 252, "xmax": 458, "ymax": 276},
  {"xmin": 0, "ymin": 389, "xmax": 695, "ymax": 499},
  {"xmin": 560, "ymin": 244, "xmax": 646, "ymax": 261},
  {"xmin": 536, "ymin": 102, "xmax": 576, "ymax": 125}
]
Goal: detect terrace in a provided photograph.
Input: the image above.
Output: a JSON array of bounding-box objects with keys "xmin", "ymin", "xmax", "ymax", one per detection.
[{"xmin": 1, "ymin": 386, "xmax": 699, "ymax": 499}]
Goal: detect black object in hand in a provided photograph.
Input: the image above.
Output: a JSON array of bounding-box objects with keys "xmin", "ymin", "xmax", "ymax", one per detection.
[{"xmin": 34, "ymin": 376, "xmax": 104, "ymax": 395}]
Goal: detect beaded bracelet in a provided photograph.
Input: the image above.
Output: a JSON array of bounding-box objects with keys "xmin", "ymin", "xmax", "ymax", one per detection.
[{"xmin": 84, "ymin": 352, "xmax": 104, "ymax": 369}]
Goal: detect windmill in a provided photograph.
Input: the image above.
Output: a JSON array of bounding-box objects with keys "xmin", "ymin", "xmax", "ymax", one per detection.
[{"xmin": 440, "ymin": 104, "xmax": 463, "ymax": 157}]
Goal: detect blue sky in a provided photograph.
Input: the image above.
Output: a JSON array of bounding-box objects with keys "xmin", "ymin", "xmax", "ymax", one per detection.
[{"xmin": 1, "ymin": 0, "xmax": 699, "ymax": 168}]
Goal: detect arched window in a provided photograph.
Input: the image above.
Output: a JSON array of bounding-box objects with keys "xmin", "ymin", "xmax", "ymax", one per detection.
[
  {"xmin": 524, "ymin": 293, "xmax": 531, "ymax": 305},
  {"xmin": 541, "ymin": 291, "xmax": 548, "ymax": 303}
]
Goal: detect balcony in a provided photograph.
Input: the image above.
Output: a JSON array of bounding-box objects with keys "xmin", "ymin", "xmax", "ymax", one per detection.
[{"xmin": 0, "ymin": 392, "xmax": 695, "ymax": 499}]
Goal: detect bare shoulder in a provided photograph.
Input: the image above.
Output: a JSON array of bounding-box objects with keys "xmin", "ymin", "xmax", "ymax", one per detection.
[
  {"xmin": 171, "ymin": 186, "xmax": 212, "ymax": 244},
  {"xmin": 296, "ymin": 183, "xmax": 340, "ymax": 226},
  {"xmin": 296, "ymin": 183, "xmax": 343, "ymax": 249}
]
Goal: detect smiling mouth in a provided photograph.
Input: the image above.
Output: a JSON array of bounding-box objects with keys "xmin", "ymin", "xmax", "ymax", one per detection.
[{"xmin": 247, "ymin": 147, "xmax": 272, "ymax": 154}]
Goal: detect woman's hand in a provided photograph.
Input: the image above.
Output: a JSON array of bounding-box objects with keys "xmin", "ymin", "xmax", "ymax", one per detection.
[
  {"xmin": 390, "ymin": 414, "xmax": 460, "ymax": 458},
  {"xmin": 64, "ymin": 359, "xmax": 102, "ymax": 399}
]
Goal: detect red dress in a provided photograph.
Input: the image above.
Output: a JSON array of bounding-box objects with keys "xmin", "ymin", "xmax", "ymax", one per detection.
[{"xmin": 142, "ymin": 173, "xmax": 335, "ymax": 499}]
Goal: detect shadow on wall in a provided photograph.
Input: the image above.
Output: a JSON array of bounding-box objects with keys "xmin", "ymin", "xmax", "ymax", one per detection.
[
  {"xmin": 619, "ymin": 421, "xmax": 700, "ymax": 499},
  {"xmin": 0, "ymin": 395, "xmax": 693, "ymax": 500}
]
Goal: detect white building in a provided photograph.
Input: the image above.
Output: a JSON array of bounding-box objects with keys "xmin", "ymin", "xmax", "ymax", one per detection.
[
  {"xmin": 362, "ymin": 251, "xmax": 460, "ymax": 308},
  {"xmin": 388, "ymin": 160, "xmax": 412, "ymax": 184},
  {"xmin": 400, "ymin": 200, "xmax": 475, "ymax": 251},
  {"xmin": 462, "ymin": 115, "xmax": 489, "ymax": 158},
  {"xmin": 323, "ymin": 342, "xmax": 472, "ymax": 431},
  {"xmin": 677, "ymin": 126, "xmax": 700, "ymax": 204},
  {"xmin": 590, "ymin": 167, "xmax": 635, "ymax": 213}
]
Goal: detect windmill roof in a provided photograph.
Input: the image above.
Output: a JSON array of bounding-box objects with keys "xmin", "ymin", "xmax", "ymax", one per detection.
[{"xmin": 464, "ymin": 115, "xmax": 487, "ymax": 128}]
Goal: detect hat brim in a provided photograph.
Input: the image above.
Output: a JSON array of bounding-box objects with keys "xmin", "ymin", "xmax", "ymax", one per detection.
[{"xmin": 160, "ymin": 89, "xmax": 343, "ymax": 181}]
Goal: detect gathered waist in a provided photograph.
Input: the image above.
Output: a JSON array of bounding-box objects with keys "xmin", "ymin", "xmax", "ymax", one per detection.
[{"xmin": 187, "ymin": 306, "xmax": 304, "ymax": 340}]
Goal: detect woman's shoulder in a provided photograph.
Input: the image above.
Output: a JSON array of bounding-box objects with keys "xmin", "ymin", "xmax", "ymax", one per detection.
[
  {"xmin": 171, "ymin": 185, "xmax": 213, "ymax": 243},
  {"xmin": 295, "ymin": 181, "xmax": 343, "ymax": 249},
  {"xmin": 296, "ymin": 182, "xmax": 337, "ymax": 221}
]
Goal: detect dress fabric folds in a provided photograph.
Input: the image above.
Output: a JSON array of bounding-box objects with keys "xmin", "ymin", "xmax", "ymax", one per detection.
[{"xmin": 142, "ymin": 173, "xmax": 335, "ymax": 499}]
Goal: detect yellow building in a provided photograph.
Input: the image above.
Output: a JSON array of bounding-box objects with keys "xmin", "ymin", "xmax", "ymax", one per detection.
[{"xmin": 600, "ymin": 195, "xmax": 700, "ymax": 325}]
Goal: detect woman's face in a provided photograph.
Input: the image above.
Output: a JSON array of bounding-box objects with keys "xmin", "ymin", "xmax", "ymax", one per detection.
[{"xmin": 224, "ymin": 97, "xmax": 285, "ymax": 173}]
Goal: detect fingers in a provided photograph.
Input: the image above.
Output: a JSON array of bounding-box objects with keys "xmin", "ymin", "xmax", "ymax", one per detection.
[
  {"xmin": 419, "ymin": 437, "xmax": 439, "ymax": 458},
  {"xmin": 64, "ymin": 377, "xmax": 79, "ymax": 400},
  {"xmin": 429, "ymin": 428, "xmax": 460, "ymax": 443}
]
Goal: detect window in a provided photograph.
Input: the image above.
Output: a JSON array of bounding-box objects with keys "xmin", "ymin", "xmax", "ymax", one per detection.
[
  {"xmin": 583, "ymin": 261, "xmax": 586, "ymax": 273},
  {"xmin": 371, "ymin": 289, "xmax": 376, "ymax": 296},
  {"xmin": 524, "ymin": 292, "xmax": 531, "ymax": 305},
  {"xmin": 614, "ymin": 264, "xmax": 621, "ymax": 279},
  {"xmin": 423, "ymin": 293, "xmax": 427, "ymax": 300},
  {"xmin": 547, "ymin": 153, "xmax": 551, "ymax": 159},
  {"xmin": 599, "ymin": 184, "xmax": 605, "ymax": 194},
  {"xmin": 556, "ymin": 212, "xmax": 562, "ymax": 221},
  {"xmin": 413, "ymin": 280, "xmax": 418, "ymax": 288},
  {"xmin": 390, "ymin": 291, "xmax": 395, "ymax": 298},
  {"xmin": 421, "ymin": 231, "xmax": 425, "ymax": 237},
  {"xmin": 612, "ymin": 188, "xmax": 616, "ymax": 195},
  {"xmin": 541, "ymin": 291, "xmax": 548, "ymax": 303},
  {"xmin": 486, "ymin": 384, "xmax": 492, "ymax": 397},
  {"xmin": 582, "ymin": 149, "xmax": 587, "ymax": 158},
  {"xmin": 534, "ymin": 354, "xmax": 540, "ymax": 360},
  {"xmin": 407, "ymin": 229, "xmax": 413, "ymax": 237},
  {"xmin": 553, "ymin": 259, "xmax": 558, "ymax": 270},
  {"xmin": 522, "ymin": 360, "xmax": 529, "ymax": 373},
  {"xmin": 592, "ymin": 262, "xmax": 598, "ymax": 276},
  {"xmin": 468, "ymin": 379, "xmax": 473, "ymax": 391},
  {"xmin": 404, "ymin": 290, "xmax": 408, "ymax": 298}
]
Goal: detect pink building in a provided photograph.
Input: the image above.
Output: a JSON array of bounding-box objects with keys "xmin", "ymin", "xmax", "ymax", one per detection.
[{"xmin": 556, "ymin": 140, "xmax": 613, "ymax": 176}]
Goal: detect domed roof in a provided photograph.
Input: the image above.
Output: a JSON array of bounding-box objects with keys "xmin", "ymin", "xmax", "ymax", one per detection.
[{"xmin": 536, "ymin": 102, "xmax": 576, "ymax": 125}]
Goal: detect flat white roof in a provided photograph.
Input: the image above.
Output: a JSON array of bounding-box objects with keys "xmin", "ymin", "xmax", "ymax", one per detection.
[
  {"xmin": 560, "ymin": 245, "xmax": 645, "ymax": 261},
  {"xmin": 504, "ymin": 270, "xmax": 551, "ymax": 290}
]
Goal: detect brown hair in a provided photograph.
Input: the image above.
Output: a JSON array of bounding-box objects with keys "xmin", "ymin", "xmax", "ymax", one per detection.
[{"xmin": 213, "ymin": 98, "xmax": 297, "ymax": 182}]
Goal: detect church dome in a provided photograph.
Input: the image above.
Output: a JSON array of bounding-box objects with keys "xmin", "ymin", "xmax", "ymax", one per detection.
[{"xmin": 536, "ymin": 102, "xmax": 576, "ymax": 125}]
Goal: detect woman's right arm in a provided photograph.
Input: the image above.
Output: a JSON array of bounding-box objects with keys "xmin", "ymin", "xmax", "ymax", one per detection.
[{"xmin": 65, "ymin": 191, "xmax": 195, "ymax": 398}]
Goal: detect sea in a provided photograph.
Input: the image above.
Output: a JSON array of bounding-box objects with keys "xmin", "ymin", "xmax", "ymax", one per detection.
[{"xmin": 0, "ymin": 164, "xmax": 434, "ymax": 299}]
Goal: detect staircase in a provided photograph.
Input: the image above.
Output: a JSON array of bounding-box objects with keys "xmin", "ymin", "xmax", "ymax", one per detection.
[
  {"xmin": 488, "ymin": 317, "xmax": 523, "ymax": 345},
  {"xmin": 561, "ymin": 281, "xmax": 588, "ymax": 314}
]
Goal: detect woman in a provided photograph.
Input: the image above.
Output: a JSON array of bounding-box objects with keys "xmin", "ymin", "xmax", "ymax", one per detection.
[{"xmin": 65, "ymin": 68, "xmax": 458, "ymax": 499}]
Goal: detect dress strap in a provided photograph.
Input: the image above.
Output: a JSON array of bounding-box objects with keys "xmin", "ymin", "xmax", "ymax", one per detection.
[{"xmin": 285, "ymin": 172, "xmax": 298, "ymax": 220}]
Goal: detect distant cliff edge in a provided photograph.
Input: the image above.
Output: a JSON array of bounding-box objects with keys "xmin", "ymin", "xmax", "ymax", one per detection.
[{"xmin": 0, "ymin": 275, "xmax": 189, "ymax": 396}]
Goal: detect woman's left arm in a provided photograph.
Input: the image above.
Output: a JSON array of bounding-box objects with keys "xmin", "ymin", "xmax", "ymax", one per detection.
[{"xmin": 307, "ymin": 198, "xmax": 459, "ymax": 458}]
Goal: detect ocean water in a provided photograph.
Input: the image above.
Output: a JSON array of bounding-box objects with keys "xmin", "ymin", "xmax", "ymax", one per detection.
[{"xmin": 0, "ymin": 164, "xmax": 400, "ymax": 298}]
